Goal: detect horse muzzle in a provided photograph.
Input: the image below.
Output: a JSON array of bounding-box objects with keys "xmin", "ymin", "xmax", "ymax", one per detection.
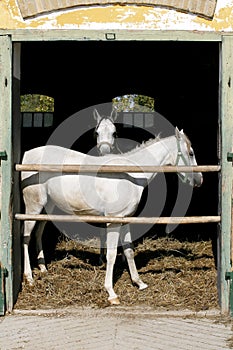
[
  {"xmin": 179, "ymin": 172, "xmax": 203, "ymax": 187},
  {"xmin": 191, "ymin": 172, "xmax": 203, "ymax": 187},
  {"xmin": 98, "ymin": 142, "xmax": 113, "ymax": 155},
  {"xmin": 194, "ymin": 173, "xmax": 203, "ymax": 187}
]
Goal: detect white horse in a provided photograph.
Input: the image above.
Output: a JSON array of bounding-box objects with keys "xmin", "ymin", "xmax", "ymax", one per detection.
[{"xmin": 21, "ymin": 127, "xmax": 203, "ymax": 304}]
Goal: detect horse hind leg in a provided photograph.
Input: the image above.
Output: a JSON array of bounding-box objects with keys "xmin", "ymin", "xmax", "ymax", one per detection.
[
  {"xmin": 23, "ymin": 185, "xmax": 48, "ymax": 285},
  {"xmin": 35, "ymin": 219, "xmax": 48, "ymax": 273},
  {"xmin": 120, "ymin": 224, "xmax": 148, "ymax": 291},
  {"xmin": 34, "ymin": 201, "xmax": 55, "ymax": 274},
  {"xmin": 99, "ymin": 225, "xmax": 106, "ymax": 266}
]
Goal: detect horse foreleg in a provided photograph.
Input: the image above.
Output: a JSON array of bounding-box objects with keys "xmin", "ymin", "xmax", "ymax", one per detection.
[
  {"xmin": 105, "ymin": 224, "xmax": 120, "ymax": 305},
  {"xmin": 120, "ymin": 224, "xmax": 148, "ymax": 291}
]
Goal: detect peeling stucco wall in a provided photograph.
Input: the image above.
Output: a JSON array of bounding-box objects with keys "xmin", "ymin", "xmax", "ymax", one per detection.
[
  {"xmin": 15, "ymin": 0, "xmax": 217, "ymax": 19},
  {"xmin": 0, "ymin": 0, "xmax": 233, "ymax": 31}
]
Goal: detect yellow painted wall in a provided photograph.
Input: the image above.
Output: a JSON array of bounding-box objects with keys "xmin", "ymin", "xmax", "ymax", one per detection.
[{"xmin": 0, "ymin": 0, "xmax": 233, "ymax": 32}]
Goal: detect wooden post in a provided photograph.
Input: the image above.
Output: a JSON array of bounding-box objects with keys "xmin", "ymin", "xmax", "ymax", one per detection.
[
  {"xmin": 12, "ymin": 43, "xmax": 22, "ymax": 308},
  {"xmin": 0, "ymin": 35, "xmax": 13, "ymax": 314},
  {"xmin": 225, "ymin": 151, "xmax": 233, "ymax": 316},
  {"xmin": 220, "ymin": 36, "xmax": 233, "ymax": 314},
  {"xmin": 231, "ymin": 158, "xmax": 233, "ymax": 271}
]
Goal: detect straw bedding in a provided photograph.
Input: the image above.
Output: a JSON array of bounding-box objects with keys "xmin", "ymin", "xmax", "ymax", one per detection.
[{"xmin": 15, "ymin": 235, "xmax": 218, "ymax": 311}]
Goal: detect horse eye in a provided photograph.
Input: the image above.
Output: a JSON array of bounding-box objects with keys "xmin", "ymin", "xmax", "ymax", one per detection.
[{"xmin": 189, "ymin": 150, "xmax": 194, "ymax": 157}]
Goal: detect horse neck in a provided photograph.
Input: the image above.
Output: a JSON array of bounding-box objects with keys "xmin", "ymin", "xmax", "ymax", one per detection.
[
  {"xmin": 127, "ymin": 135, "xmax": 176, "ymax": 164},
  {"xmin": 126, "ymin": 135, "xmax": 177, "ymax": 183}
]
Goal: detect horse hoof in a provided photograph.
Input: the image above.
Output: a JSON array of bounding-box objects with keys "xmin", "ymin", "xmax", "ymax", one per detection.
[
  {"xmin": 24, "ymin": 276, "xmax": 34, "ymax": 287},
  {"xmin": 139, "ymin": 283, "xmax": 148, "ymax": 290},
  {"xmin": 38, "ymin": 264, "xmax": 48, "ymax": 274},
  {"xmin": 108, "ymin": 297, "xmax": 120, "ymax": 305}
]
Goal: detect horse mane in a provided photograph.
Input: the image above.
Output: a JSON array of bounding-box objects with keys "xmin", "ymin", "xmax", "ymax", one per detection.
[
  {"xmin": 101, "ymin": 130, "xmax": 190, "ymax": 157},
  {"xmin": 184, "ymin": 134, "xmax": 192, "ymax": 152},
  {"xmin": 123, "ymin": 134, "xmax": 161, "ymax": 155}
]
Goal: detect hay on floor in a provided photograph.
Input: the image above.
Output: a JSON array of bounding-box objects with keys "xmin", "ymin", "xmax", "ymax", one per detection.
[{"xmin": 15, "ymin": 236, "xmax": 218, "ymax": 311}]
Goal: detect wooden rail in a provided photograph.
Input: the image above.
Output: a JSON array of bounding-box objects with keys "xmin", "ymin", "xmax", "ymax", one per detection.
[
  {"xmin": 15, "ymin": 164, "xmax": 221, "ymax": 173},
  {"xmin": 15, "ymin": 214, "xmax": 221, "ymax": 224}
]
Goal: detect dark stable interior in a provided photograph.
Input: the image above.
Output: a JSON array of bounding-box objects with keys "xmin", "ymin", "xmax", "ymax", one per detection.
[{"xmin": 20, "ymin": 41, "xmax": 219, "ymax": 260}]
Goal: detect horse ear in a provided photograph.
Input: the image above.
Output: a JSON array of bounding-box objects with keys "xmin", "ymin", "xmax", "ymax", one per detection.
[
  {"xmin": 175, "ymin": 127, "xmax": 181, "ymax": 139},
  {"xmin": 175, "ymin": 127, "xmax": 185, "ymax": 139},
  {"xmin": 93, "ymin": 109, "xmax": 101, "ymax": 123},
  {"xmin": 110, "ymin": 108, "xmax": 118, "ymax": 122}
]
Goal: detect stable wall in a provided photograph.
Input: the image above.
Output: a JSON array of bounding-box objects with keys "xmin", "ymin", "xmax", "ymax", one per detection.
[
  {"xmin": 0, "ymin": 0, "xmax": 233, "ymax": 316},
  {"xmin": 0, "ymin": 0, "xmax": 233, "ymax": 32}
]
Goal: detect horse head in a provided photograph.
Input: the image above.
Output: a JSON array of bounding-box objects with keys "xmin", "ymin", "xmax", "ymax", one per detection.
[
  {"xmin": 174, "ymin": 127, "xmax": 203, "ymax": 187},
  {"xmin": 93, "ymin": 108, "xmax": 117, "ymax": 155}
]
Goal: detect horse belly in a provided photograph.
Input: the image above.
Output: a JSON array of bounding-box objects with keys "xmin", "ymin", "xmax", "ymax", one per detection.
[
  {"xmin": 46, "ymin": 176, "xmax": 96, "ymax": 215},
  {"xmin": 46, "ymin": 175, "xmax": 142, "ymax": 217},
  {"xmin": 95, "ymin": 179, "xmax": 143, "ymax": 216}
]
